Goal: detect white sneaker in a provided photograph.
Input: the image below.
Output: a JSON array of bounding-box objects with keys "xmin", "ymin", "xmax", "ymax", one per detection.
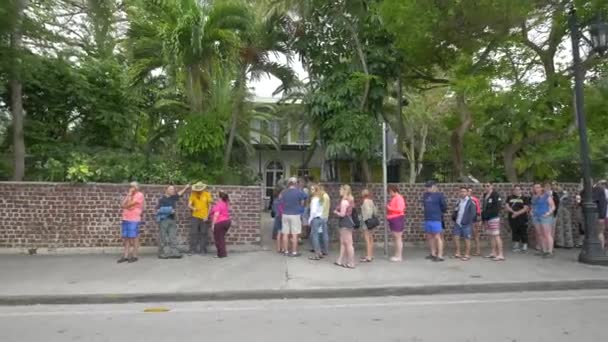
[{"xmin": 522, "ymin": 244, "xmax": 528, "ymax": 252}]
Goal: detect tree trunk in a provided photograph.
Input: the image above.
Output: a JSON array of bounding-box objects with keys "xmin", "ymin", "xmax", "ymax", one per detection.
[
  {"xmin": 360, "ymin": 159, "xmax": 372, "ymax": 184},
  {"xmin": 396, "ymin": 75, "xmax": 408, "ymax": 183},
  {"xmin": 223, "ymin": 68, "xmax": 246, "ymax": 169},
  {"xmin": 348, "ymin": 22, "xmax": 371, "ymax": 112},
  {"xmin": 416, "ymin": 125, "xmax": 428, "ymax": 179},
  {"xmin": 10, "ymin": 0, "xmax": 27, "ymax": 181},
  {"xmin": 299, "ymin": 130, "xmax": 318, "ymax": 169},
  {"xmin": 502, "ymin": 144, "xmax": 519, "ymax": 183},
  {"xmin": 451, "ymin": 92, "xmax": 473, "ymax": 178},
  {"xmin": 502, "ymin": 132, "xmax": 556, "ymax": 183},
  {"xmin": 187, "ymin": 65, "xmax": 203, "ymax": 113},
  {"xmin": 408, "ymin": 133, "xmax": 416, "ymax": 184},
  {"xmin": 347, "ymin": 21, "xmax": 374, "ymax": 183}
]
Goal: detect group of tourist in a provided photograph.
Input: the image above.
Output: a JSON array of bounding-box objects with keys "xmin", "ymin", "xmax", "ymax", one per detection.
[
  {"xmin": 115, "ymin": 176, "xmax": 605, "ymax": 267},
  {"xmin": 271, "ymin": 178, "xmax": 603, "ymax": 269},
  {"xmin": 117, "ymin": 181, "xmax": 232, "ymax": 263}
]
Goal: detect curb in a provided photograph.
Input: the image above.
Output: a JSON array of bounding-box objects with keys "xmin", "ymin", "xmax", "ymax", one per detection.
[{"xmin": 2, "ymin": 279, "xmax": 608, "ymax": 306}]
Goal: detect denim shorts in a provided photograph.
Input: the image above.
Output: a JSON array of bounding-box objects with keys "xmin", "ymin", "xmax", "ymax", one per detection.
[
  {"xmin": 424, "ymin": 221, "xmax": 442, "ymax": 234},
  {"xmin": 453, "ymin": 224, "xmax": 472, "ymax": 239},
  {"xmin": 121, "ymin": 220, "xmax": 140, "ymax": 238},
  {"xmin": 272, "ymin": 215, "xmax": 282, "ymax": 235},
  {"xmin": 532, "ymin": 216, "xmax": 554, "ymax": 225}
]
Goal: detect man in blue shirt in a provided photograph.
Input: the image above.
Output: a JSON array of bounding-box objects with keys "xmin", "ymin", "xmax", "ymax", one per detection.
[
  {"xmin": 423, "ymin": 181, "xmax": 447, "ymax": 261},
  {"xmin": 281, "ymin": 177, "xmax": 308, "ymax": 256}
]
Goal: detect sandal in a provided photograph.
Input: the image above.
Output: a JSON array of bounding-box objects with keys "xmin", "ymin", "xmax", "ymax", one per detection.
[
  {"xmin": 343, "ymin": 264, "xmax": 356, "ymax": 269},
  {"xmin": 460, "ymin": 256, "xmax": 471, "ymax": 261},
  {"xmin": 450, "ymin": 254, "xmax": 462, "ymax": 259},
  {"xmin": 309, "ymin": 255, "xmax": 322, "ymax": 261},
  {"xmin": 472, "ymin": 252, "xmax": 481, "ymax": 257},
  {"xmin": 360, "ymin": 257, "xmax": 373, "ymax": 262},
  {"xmin": 334, "ymin": 262, "xmax": 345, "ymax": 267},
  {"xmin": 492, "ymin": 257, "xmax": 506, "ymax": 262},
  {"xmin": 484, "ymin": 255, "xmax": 496, "ymax": 259}
]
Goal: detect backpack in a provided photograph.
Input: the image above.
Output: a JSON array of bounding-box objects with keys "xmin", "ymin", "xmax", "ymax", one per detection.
[{"xmin": 351, "ymin": 206, "xmax": 361, "ymax": 229}]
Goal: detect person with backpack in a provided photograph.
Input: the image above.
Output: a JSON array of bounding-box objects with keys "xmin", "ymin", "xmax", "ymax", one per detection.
[
  {"xmin": 334, "ymin": 184, "xmax": 356, "ymax": 269},
  {"xmin": 280, "ymin": 177, "xmax": 307, "ymax": 257},
  {"xmin": 467, "ymin": 186, "xmax": 482, "ymax": 256},
  {"xmin": 360, "ymin": 189, "xmax": 378, "ymax": 262},
  {"xmin": 386, "ymin": 185, "xmax": 407, "ymax": 262}
]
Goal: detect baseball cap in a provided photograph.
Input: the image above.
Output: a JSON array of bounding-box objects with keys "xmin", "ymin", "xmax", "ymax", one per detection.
[{"xmin": 425, "ymin": 180, "xmax": 436, "ymax": 188}]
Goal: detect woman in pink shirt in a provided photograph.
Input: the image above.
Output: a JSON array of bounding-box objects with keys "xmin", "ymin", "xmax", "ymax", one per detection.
[
  {"xmin": 386, "ymin": 185, "xmax": 406, "ymax": 262},
  {"xmin": 210, "ymin": 191, "xmax": 231, "ymax": 258}
]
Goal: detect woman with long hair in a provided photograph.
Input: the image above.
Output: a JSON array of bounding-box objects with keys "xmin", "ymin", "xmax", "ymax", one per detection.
[
  {"xmin": 308, "ymin": 184, "xmax": 328, "ymax": 260},
  {"xmin": 387, "ymin": 185, "xmax": 407, "ymax": 262},
  {"xmin": 360, "ymin": 189, "xmax": 377, "ymax": 262},
  {"xmin": 334, "ymin": 184, "xmax": 356, "ymax": 269},
  {"xmin": 531, "ymin": 183, "xmax": 556, "ymax": 258},
  {"xmin": 210, "ymin": 191, "xmax": 231, "ymax": 258}
]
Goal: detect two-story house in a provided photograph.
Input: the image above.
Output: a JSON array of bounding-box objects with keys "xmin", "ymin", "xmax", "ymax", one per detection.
[{"xmin": 249, "ymin": 97, "xmax": 402, "ymax": 200}]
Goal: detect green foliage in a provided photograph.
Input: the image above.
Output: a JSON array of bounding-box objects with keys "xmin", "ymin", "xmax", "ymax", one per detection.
[
  {"xmin": 177, "ymin": 114, "xmax": 226, "ymax": 157},
  {"xmin": 2, "ymin": 0, "xmax": 608, "ymax": 185},
  {"xmin": 65, "ymin": 153, "xmax": 95, "ymax": 183}
]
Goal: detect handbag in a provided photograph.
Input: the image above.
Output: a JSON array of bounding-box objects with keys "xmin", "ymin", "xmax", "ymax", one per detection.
[{"xmin": 365, "ymin": 215, "xmax": 380, "ymax": 229}]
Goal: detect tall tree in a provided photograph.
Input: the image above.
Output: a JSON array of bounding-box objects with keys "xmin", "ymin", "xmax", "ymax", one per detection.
[
  {"xmin": 381, "ymin": 0, "xmax": 530, "ymax": 178},
  {"xmin": 223, "ymin": 7, "xmax": 296, "ymax": 169},
  {"xmin": 8, "ymin": 0, "xmax": 27, "ymax": 181},
  {"xmin": 127, "ymin": 0, "xmax": 250, "ymax": 112}
]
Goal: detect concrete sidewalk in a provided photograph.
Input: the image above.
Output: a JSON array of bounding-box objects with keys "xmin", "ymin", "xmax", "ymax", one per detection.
[{"xmin": 1, "ymin": 248, "xmax": 607, "ymax": 305}]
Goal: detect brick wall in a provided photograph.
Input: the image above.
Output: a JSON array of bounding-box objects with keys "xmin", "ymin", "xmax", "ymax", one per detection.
[
  {"xmin": 0, "ymin": 182, "xmax": 263, "ymax": 249},
  {"xmin": 320, "ymin": 183, "xmax": 582, "ymax": 244},
  {"xmin": 0, "ymin": 182, "xmax": 583, "ymax": 250}
]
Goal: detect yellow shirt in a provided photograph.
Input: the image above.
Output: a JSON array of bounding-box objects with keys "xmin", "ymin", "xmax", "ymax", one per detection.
[
  {"xmin": 321, "ymin": 193, "xmax": 331, "ymax": 219},
  {"xmin": 189, "ymin": 192, "xmax": 213, "ymax": 219}
]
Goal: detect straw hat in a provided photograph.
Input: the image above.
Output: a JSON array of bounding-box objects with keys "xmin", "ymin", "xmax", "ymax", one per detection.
[{"xmin": 192, "ymin": 182, "xmax": 208, "ymax": 192}]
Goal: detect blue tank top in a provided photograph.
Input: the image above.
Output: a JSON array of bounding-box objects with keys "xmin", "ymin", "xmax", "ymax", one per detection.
[{"xmin": 532, "ymin": 193, "xmax": 550, "ymax": 218}]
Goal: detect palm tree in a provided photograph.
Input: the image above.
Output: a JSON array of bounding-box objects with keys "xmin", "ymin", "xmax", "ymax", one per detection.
[
  {"xmin": 222, "ymin": 6, "xmax": 296, "ymax": 168},
  {"xmin": 126, "ymin": 0, "xmax": 250, "ymax": 113}
]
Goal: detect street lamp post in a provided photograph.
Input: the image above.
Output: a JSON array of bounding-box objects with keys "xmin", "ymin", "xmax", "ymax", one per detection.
[
  {"xmin": 382, "ymin": 121, "xmax": 389, "ymax": 256},
  {"xmin": 568, "ymin": 6, "xmax": 608, "ymax": 265}
]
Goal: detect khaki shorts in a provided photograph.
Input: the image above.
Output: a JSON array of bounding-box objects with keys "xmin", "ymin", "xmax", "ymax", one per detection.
[{"xmin": 282, "ymin": 214, "xmax": 302, "ymax": 234}]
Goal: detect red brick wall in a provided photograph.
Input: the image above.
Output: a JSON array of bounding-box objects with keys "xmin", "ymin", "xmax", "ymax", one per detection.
[
  {"xmin": 0, "ymin": 182, "xmax": 263, "ymax": 249},
  {"xmin": 320, "ymin": 183, "xmax": 582, "ymax": 244},
  {"xmin": 0, "ymin": 182, "xmax": 582, "ymax": 250}
]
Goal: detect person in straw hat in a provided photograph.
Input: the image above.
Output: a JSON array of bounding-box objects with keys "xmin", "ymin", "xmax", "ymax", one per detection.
[{"xmin": 188, "ymin": 182, "xmax": 213, "ymax": 255}]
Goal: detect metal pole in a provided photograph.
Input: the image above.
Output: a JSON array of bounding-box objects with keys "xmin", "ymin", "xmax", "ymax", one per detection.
[
  {"xmin": 569, "ymin": 7, "xmax": 608, "ymax": 265},
  {"xmin": 382, "ymin": 121, "xmax": 389, "ymax": 256}
]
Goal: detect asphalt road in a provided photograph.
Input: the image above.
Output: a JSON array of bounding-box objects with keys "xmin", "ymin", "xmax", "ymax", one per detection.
[{"xmin": 2, "ymin": 290, "xmax": 608, "ymax": 342}]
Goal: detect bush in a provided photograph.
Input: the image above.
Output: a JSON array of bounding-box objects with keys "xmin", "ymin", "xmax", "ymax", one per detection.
[{"xmin": 26, "ymin": 146, "xmax": 259, "ymax": 185}]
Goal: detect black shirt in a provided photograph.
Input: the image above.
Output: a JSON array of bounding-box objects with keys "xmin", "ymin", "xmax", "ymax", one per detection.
[
  {"xmin": 506, "ymin": 195, "xmax": 530, "ymax": 220},
  {"xmin": 157, "ymin": 194, "xmax": 180, "ymax": 219},
  {"xmin": 551, "ymin": 191, "xmax": 560, "ymax": 217},
  {"xmin": 482, "ymin": 191, "xmax": 502, "ymax": 221}
]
